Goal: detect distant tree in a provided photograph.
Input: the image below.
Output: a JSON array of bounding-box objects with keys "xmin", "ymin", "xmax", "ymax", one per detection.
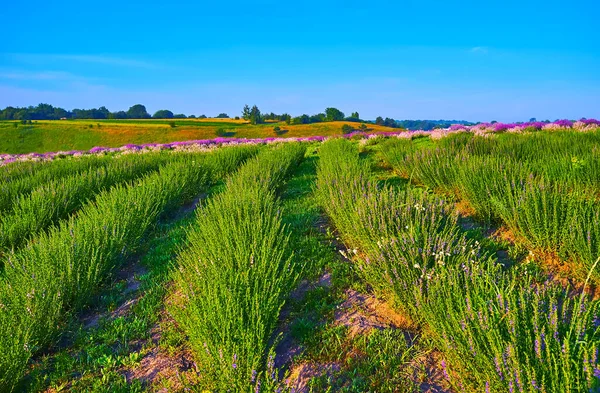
[
  {"xmin": 249, "ymin": 105, "xmax": 263, "ymax": 125},
  {"xmin": 30, "ymin": 103, "xmax": 55, "ymax": 120},
  {"xmin": 351, "ymin": 111, "xmax": 359, "ymax": 119},
  {"xmin": 325, "ymin": 107, "xmax": 345, "ymax": 121},
  {"xmin": 290, "ymin": 114, "xmax": 309, "ymax": 125},
  {"xmin": 529, "ymin": 117, "xmax": 537, "ymax": 122},
  {"xmin": 216, "ymin": 113, "xmax": 229, "ymax": 118},
  {"xmin": 0, "ymin": 106, "xmax": 18, "ymax": 120},
  {"xmin": 341, "ymin": 124, "xmax": 354, "ymax": 134},
  {"xmin": 72, "ymin": 109, "xmax": 85, "ymax": 119},
  {"xmin": 281, "ymin": 113, "xmax": 292, "ymax": 124},
  {"xmin": 375, "ymin": 116, "xmax": 384, "ymax": 126},
  {"xmin": 127, "ymin": 104, "xmax": 150, "ymax": 119},
  {"xmin": 110, "ymin": 111, "xmax": 128, "ymax": 119},
  {"xmin": 16, "ymin": 110, "xmax": 30, "ymax": 121},
  {"xmin": 53, "ymin": 107, "xmax": 68, "ymax": 119},
  {"xmin": 198, "ymin": 114, "xmax": 207, "ymax": 119},
  {"xmin": 97, "ymin": 106, "xmax": 110, "ymax": 119},
  {"xmin": 242, "ymin": 104, "xmax": 251, "ymax": 120},
  {"xmin": 491, "ymin": 120, "xmax": 498, "ymax": 124},
  {"xmin": 188, "ymin": 115, "xmax": 196, "ymax": 118},
  {"xmin": 383, "ymin": 118, "xmax": 397, "ymax": 128},
  {"xmin": 74, "ymin": 108, "xmax": 106, "ymax": 119},
  {"xmin": 310, "ymin": 113, "xmax": 326, "ymax": 123},
  {"xmin": 173, "ymin": 114, "xmax": 187, "ymax": 118},
  {"xmin": 153, "ymin": 110, "xmax": 174, "ymax": 119},
  {"xmin": 234, "ymin": 116, "xmax": 240, "ymax": 120}
]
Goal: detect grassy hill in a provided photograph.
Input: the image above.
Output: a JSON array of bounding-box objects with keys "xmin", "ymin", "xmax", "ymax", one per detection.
[{"xmin": 0, "ymin": 119, "xmax": 399, "ymax": 154}]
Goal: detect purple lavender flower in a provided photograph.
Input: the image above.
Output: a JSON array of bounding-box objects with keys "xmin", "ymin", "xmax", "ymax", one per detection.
[
  {"xmin": 255, "ymin": 379, "xmax": 261, "ymax": 393},
  {"xmin": 554, "ymin": 119, "xmax": 574, "ymax": 127},
  {"xmin": 494, "ymin": 356, "xmax": 503, "ymax": 380},
  {"xmin": 581, "ymin": 118, "xmax": 600, "ymax": 126},
  {"xmin": 441, "ymin": 360, "xmax": 449, "ymax": 380}
]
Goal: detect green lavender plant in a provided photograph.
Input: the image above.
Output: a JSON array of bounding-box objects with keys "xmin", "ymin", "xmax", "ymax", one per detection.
[
  {"xmin": 0, "ymin": 146, "xmax": 257, "ymax": 391},
  {"xmin": 317, "ymin": 137, "xmax": 600, "ymax": 393},
  {"xmin": 171, "ymin": 143, "xmax": 306, "ymax": 392}
]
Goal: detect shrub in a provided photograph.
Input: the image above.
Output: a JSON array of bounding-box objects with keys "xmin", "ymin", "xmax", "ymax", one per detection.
[
  {"xmin": 171, "ymin": 144, "xmax": 306, "ymax": 391},
  {"xmin": 341, "ymin": 124, "xmax": 354, "ymax": 134},
  {"xmin": 169, "ymin": 121, "xmax": 176, "ymax": 128}
]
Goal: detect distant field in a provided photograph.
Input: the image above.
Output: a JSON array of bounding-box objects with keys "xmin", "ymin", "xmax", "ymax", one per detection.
[{"xmin": 0, "ymin": 119, "xmax": 397, "ymax": 154}]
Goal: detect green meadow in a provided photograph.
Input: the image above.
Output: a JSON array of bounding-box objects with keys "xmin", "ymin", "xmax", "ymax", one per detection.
[{"xmin": 0, "ymin": 119, "xmax": 397, "ymax": 154}]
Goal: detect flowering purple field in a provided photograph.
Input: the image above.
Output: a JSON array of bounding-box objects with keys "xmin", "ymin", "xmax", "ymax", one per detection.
[{"xmin": 0, "ymin": 133, "xmax": 392, "ymax": 166}]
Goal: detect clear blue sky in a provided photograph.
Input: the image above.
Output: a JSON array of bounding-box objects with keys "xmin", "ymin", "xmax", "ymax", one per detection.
[{"xmin": 0, "ymin": 0, "xmax": 598, "ymax": 122}]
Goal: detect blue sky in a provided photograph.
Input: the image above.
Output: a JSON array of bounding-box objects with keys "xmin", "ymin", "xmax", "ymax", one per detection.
[{"xmin": 0, "ymin": 0, "xmax": 598, "ymax": 122}]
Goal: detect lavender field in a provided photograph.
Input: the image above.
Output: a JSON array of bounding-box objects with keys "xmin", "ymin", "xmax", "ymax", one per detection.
[{"xmin": 0, "ymin": 124, "xmax": 599, "ymax": 392}]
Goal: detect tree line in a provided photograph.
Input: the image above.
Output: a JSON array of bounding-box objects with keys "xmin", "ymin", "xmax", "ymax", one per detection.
[
  {"xmin": 0, "ymin": 103, "xmax": 208, "ymax": 121},
  {"xmin": 0, "ymin": 103, "xmax": 408, "ymax": 129},
  {"xmin": 241, "ymin": 105, "xmax": 401, "ymax": 128},
  {"xmin": 395, "ymin": 119, "xmax": 474, "ymax": 130}
]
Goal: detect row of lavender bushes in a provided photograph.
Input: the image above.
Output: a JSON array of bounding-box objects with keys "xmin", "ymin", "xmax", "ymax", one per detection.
[
  {"xmin": 380, "ymin": 130, "xmax": 600, "ymax": 285},
  {"xmin": 316, "ymin": 138, "xmax": 600, "ymax": 393},
  {"xmin": 171, "ymin": 143, "xmax": 307, "ymax": 392},
  {"xmin": 0, "ymin": 152, "xmax": 194, "ymax": 257},
  {"xmin": 0, "ymin": 146, "xmax": 259, "ymax": 392},
  {"xmin": 0, "ymin": 136, "xmax": 328, "ymax": 166},
  {"xmin": 395, "ymin": 118, "xmax": 600, "ymax": 140}
]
